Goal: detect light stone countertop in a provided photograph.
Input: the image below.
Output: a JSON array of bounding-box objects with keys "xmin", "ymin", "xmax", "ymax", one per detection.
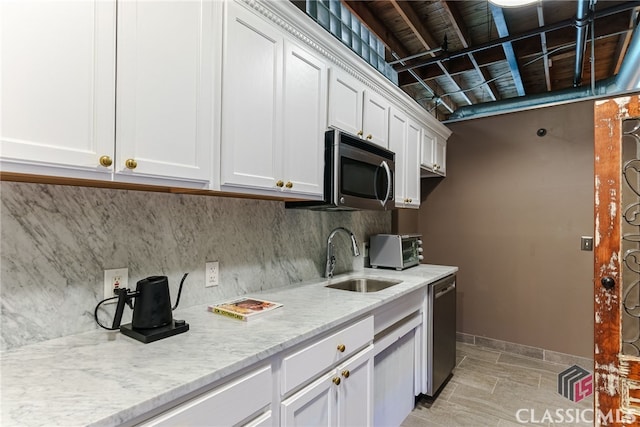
[{"xmin": 0, "ymin": 264, "xmax": 457, "ymax": 427}]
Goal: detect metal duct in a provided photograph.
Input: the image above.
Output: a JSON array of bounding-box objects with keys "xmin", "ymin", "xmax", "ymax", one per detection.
[
  {"xmin": 446, "ymin": 24, "xmax": 640, "ymax": 122},
  {"xmin": 616, "ymin": 23, "xmax": 640, "ymax": 91},
  {"xmin": 573, "ymin": 0, "xmax": 590, "ymax": 87}
]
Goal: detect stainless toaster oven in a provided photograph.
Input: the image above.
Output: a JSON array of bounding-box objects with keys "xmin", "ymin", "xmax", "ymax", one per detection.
[{"xmin": 369, "ymin": 234, "xmax": 423, "ymax": 270}]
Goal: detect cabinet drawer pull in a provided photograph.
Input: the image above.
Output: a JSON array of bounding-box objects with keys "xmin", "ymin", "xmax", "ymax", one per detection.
[
  {"xmin": 341, "ymin": 370, "xmax": 350, "ymax": 378},
  {"xmin": 357, "ymin": 130, "xmax": 363, "ymax": 136},
  {"xmin": 125, "ymin": 159, "xmax": 137, "ymax": 170},
  {"xmin": 99, "ymin": 155, "xmax": 112, "ymax": 167},
  {"xmin": 337, "ymin": 344, "xmax": 346, "ymax": 352},
  {"xmin": 366, "ymin": 134, "xmax": 372, "ymax": 140},
  {"xmin": 285, "ymin": 181, "xmax": 293, "ymax": 189},
  {"xmin": 276, "ymin": 180, "xmax": 284, "ymax": 188},
  {"xmin": 332, "ymin": 377, "xmax": 341, "ymax": 385}
]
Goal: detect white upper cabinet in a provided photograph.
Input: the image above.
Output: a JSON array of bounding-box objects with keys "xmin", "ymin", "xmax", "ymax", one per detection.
[
  {"xmin": 421, "ymin": 127, "xmax": 446, "ymax": 177},
  {"xmin": 1, "ymin": 0, "xmax": 116, "ymax": 177},
  {"xmin": 328, "ymin": 68, "xmax": 390, "ymax": 148},
  {"xmin": 389, "ymin": 107, "xmax": 421, "ymax": 209},
  {"xmin": 221, "ymin": 1, "xmax": 283, "ymax": 192},
  {"xmin": 220, "ymin": 2, "xmax": 325, "ymax": 199},
  {"xmin": 362, "ymin": 91, "xmax": 390, "ymax": 148},
  {"xmin": 281, "ymin": 40, "xmax": 327, "ymax": 197},
  {"xmin": 116, "ymin": 0, "xmax": 214, "ymax": 184}
]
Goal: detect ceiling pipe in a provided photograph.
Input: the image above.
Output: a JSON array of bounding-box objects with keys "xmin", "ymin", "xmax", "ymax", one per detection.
[
  {"xmin": 616, "ymin": 22, "xmax": 640, "ymax": 91},
  {"xmin": 573, "ymin": 0, "xmax": 590, "ymax": 87},
  {"xmin": 396, "ymin": 1, "xmax": 640, "ymax": 73},
  {"xmin": 445, "ymin": 24, "xmax": 640, "ymax": 122}
]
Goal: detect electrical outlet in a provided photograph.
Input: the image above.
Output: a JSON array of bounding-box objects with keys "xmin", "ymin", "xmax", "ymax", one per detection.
[
  {"xmin": 205, "ymin": 261, "xmax": 219, "ymax": 287},
  {"xmin": 103, "ymin": 268, "xmax": 128, "ymax": 303}
]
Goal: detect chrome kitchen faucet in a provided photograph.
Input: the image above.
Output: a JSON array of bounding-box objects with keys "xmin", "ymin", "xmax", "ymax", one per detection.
[{"xmin": 325, "ymin": 227, "xmax": 360, "ymax": 278}]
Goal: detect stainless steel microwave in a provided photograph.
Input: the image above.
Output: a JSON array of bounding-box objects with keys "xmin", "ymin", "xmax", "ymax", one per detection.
[{"xmin": 286, "ymin": 129, "xmax": 395, "ymax": 211}]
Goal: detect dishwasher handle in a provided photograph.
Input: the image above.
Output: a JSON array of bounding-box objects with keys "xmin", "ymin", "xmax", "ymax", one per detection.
[{"xmin": 435, "ymin": 283, "xmax": 456, "ymax": 299}]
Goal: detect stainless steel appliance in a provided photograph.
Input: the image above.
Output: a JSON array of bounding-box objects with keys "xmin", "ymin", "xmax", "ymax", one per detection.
[
  {"xmin": 426, "ymin": 274, "xmax": 456, "ymax": 396},
  {"xmin": 285, "ymin": 129, "xmax": 395, "ymax": 211},
  {"xmin": 369, "ymin": 234, "xmax": 423, "ymax": 270}
]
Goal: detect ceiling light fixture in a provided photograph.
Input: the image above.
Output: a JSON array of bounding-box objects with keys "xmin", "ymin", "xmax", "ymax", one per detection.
[{"xmin": 488, "ymin": 0, "xmax": 539, "ymax": 8}]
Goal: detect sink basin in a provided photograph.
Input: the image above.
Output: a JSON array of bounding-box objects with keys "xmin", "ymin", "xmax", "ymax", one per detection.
[{"xmin": 325, "ymin": 277, "xmax": 402, "ymax": 293}]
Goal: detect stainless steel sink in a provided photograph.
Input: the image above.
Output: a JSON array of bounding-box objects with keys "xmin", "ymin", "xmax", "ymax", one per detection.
[{"xmin": 325, "ymin": 277, "xmax": 402, "ymax": 293}]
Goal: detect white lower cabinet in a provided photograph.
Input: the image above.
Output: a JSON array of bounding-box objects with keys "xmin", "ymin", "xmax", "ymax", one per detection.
[
  {"xmin": 281, "ymin": 345, "xmax": 373, "ymax": 427},
  {"xmin": 138, "ymin": 365, "xmax": 272, "ymax": 427},
  {"xmin": 374, "ymin": 330, "xmax": 416, "ymax": 427}
]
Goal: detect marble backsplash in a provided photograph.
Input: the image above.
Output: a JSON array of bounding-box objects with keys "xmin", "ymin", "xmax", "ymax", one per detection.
[{"xmin": 0, "ymin": 182, "xmax": 390, "ymax": 351}]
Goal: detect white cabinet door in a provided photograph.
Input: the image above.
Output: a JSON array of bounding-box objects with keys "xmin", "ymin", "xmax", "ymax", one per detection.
[
  {"xmin": 337, "ymin": 346, "xmax": 374, "ymax": 427},
  {"xmin": 281, "ymin": 372, "xmax": 336, "ymax": 427},
  {"xmin": 435, "ymin": 138, "xmax": 447, "ymax": 175},
  {"xmin": 1, "ymin": 0, "xmax": 116, "ymax": 177},
  {"xmin": 116, "ymin": 0, "xmax": 214, "ymax": 184},
  {"xmin": 362, "ymin": 91, "xmax": 390, "ymax": 148},
  {"xmin": 421, "ymin": 127, "xmax": 446, "ymax": 176},
  {"xmin": 221, "ymin": 2, "xmax": 283, "ymax": 191},
  {"xmin": 405, "ymin": 119, "xmax": 422, "ymax": 207},
  {"xmin": 281, "ymin": 346, "xmax": 373, "ymax": 427},
  {"xmin": 389, "ymin": 108, "xmax": 408, "ymax": 206},
  {"xmin": 389, "ymin": 109, "xmax": 420, "ymax": 209},
  {"xmin": 374, "ymin": 331, "xmax": 416, "ymax": 427},
  {"xmin": 281, "ymin": 40, "xmax": 327, "ymax": 197},
  {"xmin": 328, "ymin": 68, "xmax": 363, "ymax": 137}
]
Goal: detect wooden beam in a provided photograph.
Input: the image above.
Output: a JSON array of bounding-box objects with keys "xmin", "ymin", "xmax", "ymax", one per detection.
[
  {"xmin": 441, "ymin": 1, "xmax": 499, "ymax": 101},
  {"xmin": 342, "ymin": 0, "xmax": 457, "ymax": 114},
  {"xmin": 389, "ymin": 0, "xmax": 475, "ymax": 105}
]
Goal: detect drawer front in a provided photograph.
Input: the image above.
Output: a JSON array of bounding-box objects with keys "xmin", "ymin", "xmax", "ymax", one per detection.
[
  {"xmin": 281, "ymin": 316, "xmax": 373, "ymax": 395},
  {"xmin": 139, "ymin": 365, "xmax": 272, "ymax": 426}
]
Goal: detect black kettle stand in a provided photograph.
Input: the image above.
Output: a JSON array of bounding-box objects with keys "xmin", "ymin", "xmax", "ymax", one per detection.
[{"xmin": 120, "ymin": 319, "xmax": 189, "ymax": 344}]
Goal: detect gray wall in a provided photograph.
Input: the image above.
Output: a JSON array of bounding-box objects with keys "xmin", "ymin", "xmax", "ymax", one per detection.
[
  {"xmin": 417, "ymin": 101, "xmax": 594, "ymax": 358},
  {"xmin": 0, "ymin": 182, "xmax": 390, "ymax": 350}
]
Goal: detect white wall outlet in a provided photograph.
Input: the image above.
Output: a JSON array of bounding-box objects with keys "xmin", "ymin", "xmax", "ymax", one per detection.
[
  {"xmin": 103, "ymin": 268, "xmax": 128, "ymax": 303},
  {"xmin": 205, "ymin": 261, "xmax": 219, "ymax": 287}
]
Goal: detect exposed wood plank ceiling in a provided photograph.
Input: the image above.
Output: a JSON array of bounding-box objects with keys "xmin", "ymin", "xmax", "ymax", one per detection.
[{"xmin": 341, "ymin": 0, "xmax": 640, "ymax": 121}]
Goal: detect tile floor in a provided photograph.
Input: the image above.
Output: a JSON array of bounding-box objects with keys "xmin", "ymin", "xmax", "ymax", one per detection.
[{"xmin": 400, "ymin": 342, "xmax": 593, "ymax": 427}]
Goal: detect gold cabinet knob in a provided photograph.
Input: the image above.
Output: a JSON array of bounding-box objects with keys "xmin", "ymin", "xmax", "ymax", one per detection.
[
  {"xmin": 125, "ymin": 159, "xmax": 137, "ymax": 170},
  {"xmin": 341, "ymin": 370, "xmax": 350, "ymax": 378},
  {"xmin": 337, "ymin": 344, "xmax": 346, "ymax": 352},
  {"xmin": 408, "ymin": 198, "xmax": 412, "ymax": 203},
  {"xmin": 357, "ymin": 130, "xmax": 363, "ymax": 136},
  {"xmin": 285, "ymin": 181, "xmax": 293, "ymax": 189},
  {"xmin": 332, "ymin": 377, "xmax": 341, "ymax": 385},
  {"xmin": 276, "ymin": 180, "xmax": 284, "ymax": 188},
  {"xmin": 366, "ymin": 134, "xmax": 372, "ymax": 140},
  {"xmin": 99, "ymin": 155, "xmax": 113, "ymax": 167}
]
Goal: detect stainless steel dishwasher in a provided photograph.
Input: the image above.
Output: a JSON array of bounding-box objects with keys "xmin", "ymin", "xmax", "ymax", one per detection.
[{"xmin": 426, "ymin": 274, "xmax": 456, "ymax": 396}]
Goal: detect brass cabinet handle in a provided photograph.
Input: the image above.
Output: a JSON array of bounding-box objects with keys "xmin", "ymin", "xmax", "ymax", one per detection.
[
  {"xmin": 285, "ymin": 181, "xmax": 293, "ymax": 189},
  {"xmin": 125, "ymin": 159, "xmax": 137, "ymax": 170},
  {"xmin": 408, "ymin": 198, "xmax": 412, "ymax": 203},
  {"xmin": 366, "ymin": 134, "xmax": 372, "ymax": 140},
  {"xmin": 341, "ymin": 370, "xmax": 350, "ymax": 378},
  {"xmin": 99, "ymin": 155, "xmax": 113, "ymax": 167},
  {"xmin": 276, "ymin": 180, "xmax": 284, "ymax": 188},
  {"xmin": 357, "ymin": 130, "xmax": 363, "ymax": 136},
  {"xmin": 337, "ymin": 344, "xmax": 346, "ymax": 352},
  {"xmin": 332, "ymin": 377, "xmax": 341, "ymax": 385}
]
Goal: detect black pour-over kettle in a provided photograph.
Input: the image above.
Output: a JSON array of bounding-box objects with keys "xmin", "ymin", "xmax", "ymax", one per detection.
[{"xmin": 110, "ymin": 274, "xmax": 189, "ymax": 343}]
